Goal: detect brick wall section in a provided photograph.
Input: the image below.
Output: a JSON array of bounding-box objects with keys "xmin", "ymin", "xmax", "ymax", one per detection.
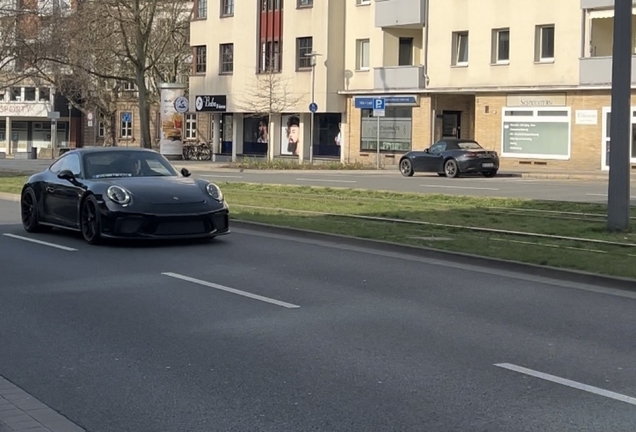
[{"xmin": 475, "ymin": 90, "xmax": 636, "ymax": 172}]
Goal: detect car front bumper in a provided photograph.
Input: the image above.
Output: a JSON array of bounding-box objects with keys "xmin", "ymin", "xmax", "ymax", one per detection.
[{"xmin": 97, "ymin": 203, "xmax": 230, "ymax": 239}]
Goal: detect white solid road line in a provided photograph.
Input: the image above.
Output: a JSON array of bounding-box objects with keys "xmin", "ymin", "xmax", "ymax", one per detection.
[
  {"xmin": 162, "ymin": 272, "xmax": 300, "ymax": 309},
  {"xmin": 421, "ymin": 184, "xmax": 500, "ymax": 191},
  {"xmin": 199, "ymin": 174, "xmax": 244, "ymax": 179},
  {"xmin": 2, "ymin": 233, "xmax": 78, "ymax": 251},
  {"xmin": 296, "ymin": 178, "xmax": 357, "ymax": 183},
  {"xmin": 495, "ymin": 363, "xmax": 636, "ymax": 406}
]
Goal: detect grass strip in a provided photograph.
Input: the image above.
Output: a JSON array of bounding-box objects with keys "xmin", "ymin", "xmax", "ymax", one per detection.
[{"xmin": 0, "ymin": 177, "xmax": 634, "ymax": 279}]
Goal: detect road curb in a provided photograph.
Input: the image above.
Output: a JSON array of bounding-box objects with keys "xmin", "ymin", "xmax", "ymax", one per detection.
[
  {"xmin": 0, "ymin": 192, "xmax": 19, "ymax": 202},
  {"xmin": 230, "ymin": 220, "xmax": 636, "ymax": 291}
]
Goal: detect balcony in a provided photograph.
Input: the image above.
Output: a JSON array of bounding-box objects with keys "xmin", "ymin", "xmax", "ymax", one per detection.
[
  {"xmin": 375, "ymin": 0, "xmax": 426, "ymax": 28},
  {"xmin": 580, "ymin": 56, "xmax": 636, "ymax": 85},
  {"xmin": 579, "ymin": 7, "xmax": 636, "ymax": 84},
  {"xmin": 374, "ymin": 65, "xmax": 426, "ymax": 91}
]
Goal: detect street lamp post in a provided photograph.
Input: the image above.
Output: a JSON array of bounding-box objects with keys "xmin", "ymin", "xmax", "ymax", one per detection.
[
  {"xmin": 306, "ymin": 51, "xmax": 321, "ymax": 164},
  {"xmin": 607, "ymin": 0, "xmax": 632, "ymax": 231}
]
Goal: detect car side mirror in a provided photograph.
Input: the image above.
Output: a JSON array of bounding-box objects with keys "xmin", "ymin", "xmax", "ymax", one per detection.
[
  {"xmin": 424, "ymin": 148, "xmax": 430, "ymax": 153},
  {"xmin": 57, "ymin": 169, "xmax": 75, "ymax": 181},
  {"xmin": 180, "ymin": 167, "xmax": 191, "ymax": 177}
]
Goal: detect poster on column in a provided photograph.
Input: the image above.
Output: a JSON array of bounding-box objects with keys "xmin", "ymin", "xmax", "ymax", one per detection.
[
  {"xmin": 280, "ymin": 114, "xmax": 301, "ymax": 156},
  {"xmin": 159, "ymin": 85, "xmax": 186, "ymax": 158}
]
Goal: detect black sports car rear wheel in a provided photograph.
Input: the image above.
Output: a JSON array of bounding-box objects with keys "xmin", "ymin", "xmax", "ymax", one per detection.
[
  {"xmin": 400, "ymin": 159, "xmax": 414, "ymax": 177},
  {"xmin": 81, "ymin": 196, "xmax": 102, "ymax": 244},
  {"xmin": 21, "ymin": 188, "xmax": 50, "ymax": 233},
  {"xmin": 444, "ymin": 159, "xmax": 460, "ymax": 178}
]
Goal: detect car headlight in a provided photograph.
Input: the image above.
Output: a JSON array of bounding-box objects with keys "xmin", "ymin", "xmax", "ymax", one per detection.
[
  {"xmin": 106, "ymin": 185, "xmax": 131, "ymax": 205},
  {"xmin": 206, "ymin": 182, "xmax": 223, "ymax": 202}
]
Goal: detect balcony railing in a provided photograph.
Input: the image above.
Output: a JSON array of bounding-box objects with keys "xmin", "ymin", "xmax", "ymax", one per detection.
[
  {"xmin": 580, "ymin": 56, "xmax": 636, "ymax": 85},
  {"xmin": 375, "ymin": 0, "xmax": 426, "ymax": 28},
  {"xmin": 374, "ymin": 65, "xmax": 426, "ymax": 90}
]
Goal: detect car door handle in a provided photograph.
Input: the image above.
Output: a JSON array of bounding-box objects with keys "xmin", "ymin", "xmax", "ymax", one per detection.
[{"xmin": 46, "ymin": 187, "xmax": 54, "ymax": 193}]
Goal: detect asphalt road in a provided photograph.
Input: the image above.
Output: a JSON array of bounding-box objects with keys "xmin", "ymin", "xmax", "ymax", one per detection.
[
  {"xmin": 1, "ymin": 199, "xmax": 636, "ymax": 431},
  {"xmin": 2, "ymin": 158, "xmax": 635, "ymax": 204}
]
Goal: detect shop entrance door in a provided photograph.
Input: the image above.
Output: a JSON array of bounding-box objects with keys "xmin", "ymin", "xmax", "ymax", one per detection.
[{"xmin": 442, "ymin": 111, "xmax": 461, "ymax": 139}]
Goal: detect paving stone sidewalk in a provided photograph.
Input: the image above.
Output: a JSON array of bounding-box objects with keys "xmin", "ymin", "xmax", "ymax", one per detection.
[{"xmin": 0, "ymin": 376, "xmax": 85, "ymax": 432}]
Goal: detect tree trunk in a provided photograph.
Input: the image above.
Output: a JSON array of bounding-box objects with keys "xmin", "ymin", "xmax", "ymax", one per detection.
[{"xmin": 137, "ymin": 71, "xmax": 152, "ymax": 149}]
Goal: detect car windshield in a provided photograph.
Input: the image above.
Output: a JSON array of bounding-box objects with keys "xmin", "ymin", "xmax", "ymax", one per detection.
[
  {"xmin": 83, "ymin": 151, "xmax": 178, "ymax": 179},
  {"xmin": 457, "ymin": 141, "xmax": 483, "ymax": 150}
]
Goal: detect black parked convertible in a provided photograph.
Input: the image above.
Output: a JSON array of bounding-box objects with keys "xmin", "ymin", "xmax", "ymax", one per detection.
[
  {"xmin": 20, "ymin": 147, "xmax": 230, "ymax": 244},
  {"xmin": 399, "ymin": 139, "xmax": 499, "ymax": 178}
]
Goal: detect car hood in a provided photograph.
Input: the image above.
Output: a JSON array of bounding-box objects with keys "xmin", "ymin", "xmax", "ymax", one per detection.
[{"xmin": 99, "ymin": 176, "xmax": 207, "ymax": 205}]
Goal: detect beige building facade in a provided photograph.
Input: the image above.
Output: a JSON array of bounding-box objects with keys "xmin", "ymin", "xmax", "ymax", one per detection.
[
  {"xmin": 188, "ymin": 0, "xmax": 636, "ymax": 171},
  {"xmin": 188, "ymin": 0, "xmax": 346, "ymax": 161},
  {"xmin": 341, "ymin": 0, "xmax": 636, "ymax": 172}
]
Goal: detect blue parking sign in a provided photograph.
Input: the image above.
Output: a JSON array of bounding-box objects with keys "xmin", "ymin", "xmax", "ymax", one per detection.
[
  {"xmin": 122, "ymin": 112, "xmax": 131, "ymax": 123},
  {"xmin": 373, "ymin": 98, "xmax": 385, "ymax": 110}
]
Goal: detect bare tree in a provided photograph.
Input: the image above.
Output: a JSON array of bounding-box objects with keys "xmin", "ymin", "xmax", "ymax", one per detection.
[
  {"xmin": 235, "ymin": 71, "xmax": 305, "ymax": 158},
  {"xmin": 25, "ymin": 0, "xmax": 192, "ymax": 148}
]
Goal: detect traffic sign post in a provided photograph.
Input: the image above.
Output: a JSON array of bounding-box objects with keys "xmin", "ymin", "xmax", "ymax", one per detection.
[{"xmin": 372, "ymin": 98, "xmax": 385, "ymax": 169}]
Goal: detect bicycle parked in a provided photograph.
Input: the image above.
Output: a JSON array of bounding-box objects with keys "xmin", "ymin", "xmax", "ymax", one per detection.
[{"xmin": 182, "ymin": 141, "xmax": 212, "ymax": 161}]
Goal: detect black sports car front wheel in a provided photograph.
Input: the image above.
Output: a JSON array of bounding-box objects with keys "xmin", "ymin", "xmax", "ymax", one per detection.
[
  {"xmin": 400, "ymin": 159, "xmax": 414, "ymax": 177},
  {"xmin": 81, "ymin": 196, "xmax": 102, "ymax": 244},
  {"xmin": 21, "ymin": 188, "xmax": 50, "ymax": 233}
]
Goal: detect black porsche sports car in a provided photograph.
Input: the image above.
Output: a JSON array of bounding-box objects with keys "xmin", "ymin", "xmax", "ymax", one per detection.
[
  {"xmin": 399, "ymin": 138, "xmax": 499, "ymax": 178},
  {"xmin": 20, "ymin": 147, "xmax": 230, "ymax": 244}
]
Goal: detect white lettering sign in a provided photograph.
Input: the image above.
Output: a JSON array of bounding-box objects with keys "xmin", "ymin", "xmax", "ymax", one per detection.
[{"xmin": 575, "ymin": 110, "xmax": 598, "ymax": 125}]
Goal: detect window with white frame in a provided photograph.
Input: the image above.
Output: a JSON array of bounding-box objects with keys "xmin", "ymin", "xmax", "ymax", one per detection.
[
  {"xmin": 297, "ymin": 0, "xmax": 312, "ymax": 7},
  {"xmin": 120, "ymin": 112, "xmax": 132, "ymax": 138},
  {"xmin": 535, "ymin": 24, "xmax": 555, "ymax": 62},
  {"xmin": 97, "ymin": 113, "xmax": 105, "ymax": 138},
  {"xmin": 185, "ymin": 114, "xmax": 197, "ymax": 139},
  {"xmin": 452, "ymin": 31, "xmax": 469, "ymax": 66},
  {"xmin": 356, "ymin": 39, "xmax": 370, "ymax": 70},
  {"xmin": 601, "ymin": 107, "xmax": 636, "ymax": 169},
  {"xmin": 501, "ymin": 107, "xmax": 570, "ymax": 160},
  {"xmin": 491, "ymin": 28, "xmax": 509, "ymax": 64},
  {"xmin": 356, "ymin": 0, "xmax": 371, "ymax": 5}
]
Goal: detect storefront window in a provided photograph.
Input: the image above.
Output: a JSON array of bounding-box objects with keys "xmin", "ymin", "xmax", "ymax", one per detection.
[
  {"xmin": 360, "ymin": 107, "xmax": 412, "ymax": 152},
  {"xmin": 314, "ymin": 113, "xmax": 341, "ymax": 157},
  {"xmin": 501, "ymin": 107, "xmax": 570, "ymax": 159},
  {"xmin": 221, "ymin": 114, "xmax": 233, "ymax": 154},
  {"xmin": 602, "ymin": 110, "xmax": 636, "ymax": 168},
  {"xmin": 243, "ymin": 115, "xmax": 268, "ymax": 155}
]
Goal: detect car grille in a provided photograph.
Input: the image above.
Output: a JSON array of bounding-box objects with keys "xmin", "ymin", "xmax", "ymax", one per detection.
[{"xmin": 154, "ymin": 220, "xmax": 207, "ymax": 235}]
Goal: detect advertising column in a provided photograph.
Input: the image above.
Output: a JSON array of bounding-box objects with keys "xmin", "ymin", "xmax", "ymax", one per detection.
[{"xmin": 159, "ymin": 83, "xmax": 187, "ymax": 160}]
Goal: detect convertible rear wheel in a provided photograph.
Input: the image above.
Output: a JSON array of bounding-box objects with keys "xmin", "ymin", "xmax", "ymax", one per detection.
[
  {"xmin": 21, "ymin": 188, "xmax": 50, "ymax": 233},
  {"xmin": 444, "ymin": 159, "xmax": 460, "ymax": 178},
  {"xmin": 81, "ymin": 196, "xmax": 102, "ymax": 245},
  {"xmin": 400, "ymin": 159, "xmax": 414, "ymax": 177}
]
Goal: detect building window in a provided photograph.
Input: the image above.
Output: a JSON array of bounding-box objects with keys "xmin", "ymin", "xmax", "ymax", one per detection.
[
  {"xmin": 297, "ymin": 0, "xmax": 312, "ymax": 7},
  {"xmin": 492, "ymin": 28, "xmax": 510, "ymax": 64},
  {"xmin": 262, "ymin": 0, "xmax": 282, "ymax": 10},
  {"xmin": 356, "ymin": 0, "xmax": 371, "ymax": 5},
  {"xmin": 535, "ymin": 24, "xmax": 555, "ymax": 62},
  {"xmin": 122, "ymin": 81, "xmax": 135, "ymax": 91},
  {"xmin": 220, "ymin": 43, "xmax": 233, "ymax": 74},
  {"xmin": 10, "ymin": 87, "xmax": 21, "ymax": 101},
  {"xmin": 451, "ymin": 31, "xmax": 469, "ymax": 66},
  {"xmin": 120, "ymin": 112, "xmax": 132, "ymax": 138},
  {"xmin": 221, "ymin": 0, "xmax": 233, "ymax": 16},
  {"xmin": 260, "ymin": 40, "xmax": 280, "ymax": 72},
  {"xmin": 194, "ymin": 45, "xmax": 206, "ymax": 73},
  {"xmin": 356, "ymin": 39, "xmax": 370, "ymax": 70},
  {"xmin": 196, "ymin": 0, "xmax": 207, "ymax": 18},
  {"xmin": 24, "ymin": 87, "xmax": 36, "ymax": 101},
  {"xmin": 97, "ymin": 113, "xmax": 105, "ymax": 138},
  {"xmin": 185, "ymin": 114, "xmax": 197, "ymax": 139},
  {"xmin": 296, "ymin": 37, "xmax": 313, "ymax": 70},
  {"xmin": 38, "ymin": 88, "xmax": 50, "ymax": 101},
  {"xmin": 501, "ymin": 107, "xmax": 570, "ymax": 160},
  {"xmin": 360, "ymin": 107, "xmax": 412, "ymax": 152}
]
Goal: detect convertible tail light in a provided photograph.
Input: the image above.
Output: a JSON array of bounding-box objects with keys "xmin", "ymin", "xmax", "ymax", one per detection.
[{"xmin": 465, "ymin": 152, "xmax": 479, "ymax": 158}]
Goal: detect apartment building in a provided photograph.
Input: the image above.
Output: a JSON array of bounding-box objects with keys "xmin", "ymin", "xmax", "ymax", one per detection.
[
  {"xmin": 341, "ymin": 0, "xmax": 636, "ymax": 173},
  {"xmin": 188, "ymin": 0, "xmax": 346, "ymax": 161}
]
